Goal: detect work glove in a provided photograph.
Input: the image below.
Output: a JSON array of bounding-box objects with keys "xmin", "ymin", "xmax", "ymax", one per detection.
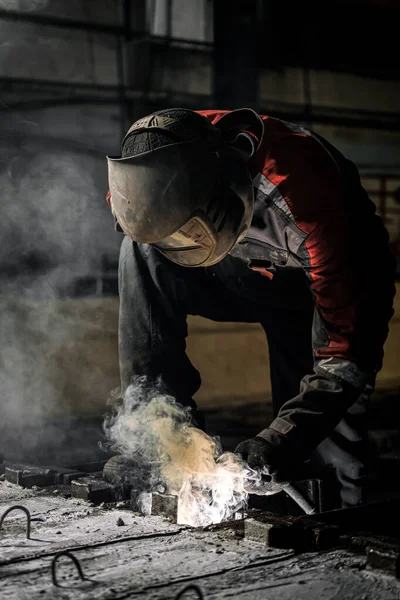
[
  {"xmin": 235, "ymin": 434, "xmax": 306, "ymax": 484},
  {"xmin": 236, "ymin": 371, "xmax": 365, "ymax": 483}
]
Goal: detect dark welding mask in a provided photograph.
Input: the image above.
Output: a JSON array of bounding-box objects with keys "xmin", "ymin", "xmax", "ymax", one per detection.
[{"xmin": 106, "ymin": 110, "xmax": 260, "ymax": 267}]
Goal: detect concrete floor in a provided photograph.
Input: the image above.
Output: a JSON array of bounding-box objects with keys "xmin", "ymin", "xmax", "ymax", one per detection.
[{"xmin": 1, "ymin": 482, "xmax": 400, "ymax": 599}]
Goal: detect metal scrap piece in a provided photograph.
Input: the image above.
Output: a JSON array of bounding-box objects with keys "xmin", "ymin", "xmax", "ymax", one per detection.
[
  {"xmin": 71, "ymin": 477, "xmax": 116, "ymax": 504},
  {"xmin": 5, "ymin": 464, "xmax": 55, "ymax": 488},
  {"xmin": 366, "ymin": 545, "xmax": 400, "ymax": 578}
]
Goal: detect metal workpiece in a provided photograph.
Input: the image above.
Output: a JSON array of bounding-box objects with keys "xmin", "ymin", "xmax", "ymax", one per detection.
[
  {"xmin": 4, "ymin": 464, "xmax": 56, "ymax": 488},
  {"xmin": 366, "ymin": 546, "xmax": 400, "ymax": 578},
  {"xmin": 70, "ymin": 477, "xmax": 118, "ymax": 504},
  {"xmin": 243, "ymin": 462, "xmax": 317, "ymax": 515},
  {"xmin": 244, "ymin": 511, "xmax": 340, "ymax": 552},
  {"xmin": 3, "ymin": 461, "xmax": 105, "ymax": 489},
  {"xmin": 244, "ymin": 514, "xmax": 300, "ymax": 549},
  {"xmin": 151, "ymin": 492, "xmax": 179, "ymax": 521},
  {"xmin": 129, "ymin": 490, "xmax": 179, "ymax": 521}
]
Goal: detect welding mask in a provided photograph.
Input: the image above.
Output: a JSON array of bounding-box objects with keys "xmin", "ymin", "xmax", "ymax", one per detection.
[{"xmin": 107, "ymin": 109, "xmax": 260, "ymax": 267}]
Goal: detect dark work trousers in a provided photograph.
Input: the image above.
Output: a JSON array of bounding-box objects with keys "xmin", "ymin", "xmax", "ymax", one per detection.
[{"xmin": 118, "ymin": 237, "xmax": 372, "ymax": 508}]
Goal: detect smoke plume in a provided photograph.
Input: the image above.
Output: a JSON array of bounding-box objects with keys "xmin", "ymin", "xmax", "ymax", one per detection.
[
  {"xmin": 0, "ymin": 142, "xmax": 119, "ymax": 463},
  {"xmin": 104, "ymin": 377, "xmax": 267, "ymax": 527},
  {"xmin": 0, "ymin": 0, "xmax": 120, "ymax": 465}
]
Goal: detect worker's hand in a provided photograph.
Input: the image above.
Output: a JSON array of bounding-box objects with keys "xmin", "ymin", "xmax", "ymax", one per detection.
[
  {"xmin": 235, "ymin": 436, "xmax": 281, "ymax": 481},
  {"xmin": 234, "ymin": 435, "xmax": 301, "ymax": 484}
]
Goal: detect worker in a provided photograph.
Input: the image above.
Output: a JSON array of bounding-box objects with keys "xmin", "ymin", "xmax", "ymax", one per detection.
[{"xmin": 106, "ymin": 108, "xmax": 396, "ymax": 509}]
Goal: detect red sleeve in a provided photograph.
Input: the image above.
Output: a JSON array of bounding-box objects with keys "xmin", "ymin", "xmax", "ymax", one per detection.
[
  {"xmin": 305, "ymin": 210, "xmax": 359, "ymax": 360},
  {"xmin": 106, "ymin": 189, "xmax": 112, "ymax": 208},
  {"xmin": 272, "ymin": 132, "xmax": 394, "ymax": 379},
  {"xmin": 274, "ymin": 135, "xmax": 362, "ymax": 364}
]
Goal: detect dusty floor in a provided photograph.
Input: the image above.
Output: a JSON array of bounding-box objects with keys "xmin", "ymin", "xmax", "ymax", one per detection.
[{"xmin": 1, "ymin": 482, "xmax": 400, "ymax": 599}]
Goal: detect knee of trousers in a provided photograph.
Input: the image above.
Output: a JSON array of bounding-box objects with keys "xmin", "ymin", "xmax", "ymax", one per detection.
[{"xmin": 312, "ymin": 436, "xmax": 367, "ymax": 481}]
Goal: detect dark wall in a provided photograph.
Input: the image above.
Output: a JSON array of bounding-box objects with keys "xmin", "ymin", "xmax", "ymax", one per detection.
[{"xmin": 257, "ymin": 0, "xmax": 400, "ymax": 80}]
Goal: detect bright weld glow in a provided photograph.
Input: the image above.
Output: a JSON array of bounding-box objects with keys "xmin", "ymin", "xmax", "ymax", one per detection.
[{"xmin": 104, "ymin": 378, "xmax": 273, "ymax": 527}]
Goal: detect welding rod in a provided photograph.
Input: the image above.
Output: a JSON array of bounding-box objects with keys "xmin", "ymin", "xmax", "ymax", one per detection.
[{"xmin": 282, "ymin": 483, "xmax": 316, "ymax": 514}]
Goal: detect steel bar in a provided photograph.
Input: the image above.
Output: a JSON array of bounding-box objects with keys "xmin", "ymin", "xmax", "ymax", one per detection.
[
  {"xmin": 0, "ymin": 505, "xmax": 31, "ymax": 539},
  {"xmin": 175, "ymin": 584, "xmax": 204, "ymax": 599},
  {"xmin": 51, "ymin": 551, "xmax": 86, "ymax": 586}
]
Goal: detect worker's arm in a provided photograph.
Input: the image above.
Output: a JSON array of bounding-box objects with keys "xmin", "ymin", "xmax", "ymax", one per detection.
[
  {"xmin": 237, "ymin": 141, "xmax": 395, "ymax": 476},
  {"xmin": 237, "ymin": 245, "xmax": 365, "ymax": 478},
  {"xmin": 256, "ymin": 234, "xmax": 367, "ymax": 473}
]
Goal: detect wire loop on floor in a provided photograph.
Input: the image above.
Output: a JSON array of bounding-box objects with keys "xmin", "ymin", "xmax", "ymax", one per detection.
[
  {"xmin": 175, "ymin": 584, "xmax": 204, "ymax": 599},
  {"xmin": 0, "ymin": 505, "xmax": 31, "ymax": 539},
  {"xmin": 51, "ymin": 550, "xmax": 86, "ymax": 586}
]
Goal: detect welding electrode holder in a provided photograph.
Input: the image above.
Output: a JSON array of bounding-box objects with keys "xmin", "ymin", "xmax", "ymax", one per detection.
[
  {"xmin": 247, "ymin": 466, "xmax": 316, "ymax": 515},
  {"xmin": 280, "ymin": 483, "xmax": 316, "ymax": 515}
]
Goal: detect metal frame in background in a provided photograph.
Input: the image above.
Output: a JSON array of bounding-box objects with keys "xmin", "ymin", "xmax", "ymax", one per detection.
[
  {"xmin": 1, "ymin": 3, "xmax": 400, "ymax": 133},
  {"xmin": 0, "ymin": 6, "xmax": 213, "ymax": 48},
  {"xmin": 360, "ymin": 174, "xmax": 400, "ymax": 234},
  {"xmin": 2, "ymin": 75, "xmax": 400, "ymax": 133}
]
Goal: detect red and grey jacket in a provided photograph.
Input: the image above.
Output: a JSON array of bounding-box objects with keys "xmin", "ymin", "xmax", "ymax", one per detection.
[{"xmin": 199, "ymin": 110, "xmax": 396, "ymax": 455}]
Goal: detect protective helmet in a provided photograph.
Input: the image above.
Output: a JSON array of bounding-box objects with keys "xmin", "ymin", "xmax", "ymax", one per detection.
[{"xmin": 107, "ymin": 108, "xmax": 263, "ymax": 267}]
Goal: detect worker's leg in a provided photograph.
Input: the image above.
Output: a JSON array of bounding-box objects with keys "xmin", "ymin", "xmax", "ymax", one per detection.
[
  {"xmin": 311, "ymin": 382, "xmax": 373, "ymax": 508},
  {"xmin": 118, "ymin": 238, "xmax": 260, "ymax": 424}
]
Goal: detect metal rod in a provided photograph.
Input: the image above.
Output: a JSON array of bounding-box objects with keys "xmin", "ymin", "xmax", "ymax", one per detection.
[
  {"xmin": 51, "ymin": 551, "xmax": 86, "ymax": 587},
  {"xmin": 175, "ymin": 584, "xmax": 204, "ymax": 599},
  {"xmin": 0, "ymin": 505, "xmax": 32, "ymax": 539},
  {"xmin": 282, "ymin": 484, "xmax": 316, "ymax": 515}
]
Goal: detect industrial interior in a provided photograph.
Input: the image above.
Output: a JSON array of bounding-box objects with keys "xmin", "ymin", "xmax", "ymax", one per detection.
[{"xmin": 1, "ymin": 0, "xmax": 400, "ymax": 598}]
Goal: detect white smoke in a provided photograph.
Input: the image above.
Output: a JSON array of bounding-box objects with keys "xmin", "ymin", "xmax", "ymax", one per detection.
[
  {"xmin": 0, "ymin": 150, "xmax": 98, "ymax": 296},
  {"xmin": 0, "ymin": 0, "xmax": 120, "ymax": 464},
  {"xmin": 104, "ymin": 378, "xmax": 270, "ymax": 527},
  {"xmin": 0, "ymin": 143, "xmax": 118, "ymax": 462}
]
